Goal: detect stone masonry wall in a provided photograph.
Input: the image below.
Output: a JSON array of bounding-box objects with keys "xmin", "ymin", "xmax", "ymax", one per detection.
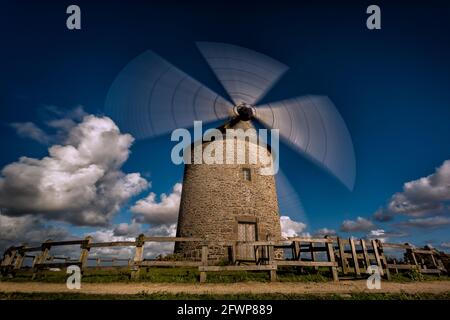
[{"xmin": 174, "ymin": 129, "xmax": 282, "ymax": 261}]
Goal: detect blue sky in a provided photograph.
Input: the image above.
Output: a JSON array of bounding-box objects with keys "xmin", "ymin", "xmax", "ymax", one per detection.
[{"xmin": 1, "ymin": 0, "xmax": 450, "ymax": 250}]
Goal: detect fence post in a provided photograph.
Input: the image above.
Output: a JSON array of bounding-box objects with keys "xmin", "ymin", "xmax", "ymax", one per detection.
[
  {"xmin": 268, "ymin": 243, "xmax": 277, "ymax": 282},
  {"xmin": 32, "ymin": 239, "xmax": 52, "ymax": 280},
  {"xmin": 1, "ymin": 247, "xmax": 16, "ymax": 277},
  {"xmin": 337, "ymin": 237, "xmax": 348, "ymax": 274},
  {"xmin": 426, "ymin": 246, "xmax": 439, "ymax": 272},
  {"xmin": 293, "ymin": 241, "xmax": 301, "ymax": 260},
  {"xmin": 131, "ymin": 234, "xmax": 145, "ymax": 280},
  {"xmin": 360, "ymin": 239, "xmax": 371, "ymax": 270},
  {"xmin": 231, "ymin": 243, "xmax": 237, "ymax": 264},
  {"xmin": 325, "ymin": 236, "xmax": 339, "ymax": 282},
  {"xmin": 1, "ymin": 247, "xmax": 16, "ymax": 267},
  {"xmin": 310, "ymin": 243, "xmax": 318, "ymax": 271},
  {"xmin": 200, "ymin": 244, "xmax": 208, "ymax": 283},
  {"xmin": 13, "ymin": 245, "xmax": 27, "ymax": 272},
  {"xmin": 377, "ymin": 240, "xmax": 391, "ymax": 280},
  {"xmin": 393, "ymin": 259, "xmax": 399, "ymax": 274},
  {"xmin": 349, "ymin": 237, "xmax": 360, "ymax": 276},
  {"xmin": 79, "ymin": 236, "xmax": 93, "ymax": 272},
  {"xmin": 371, "ymin": 239, "xmax": 384, "ymax": 277}
]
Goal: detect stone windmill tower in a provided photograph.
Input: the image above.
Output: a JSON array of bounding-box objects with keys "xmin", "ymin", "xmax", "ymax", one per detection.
[{"xmin": 105, "ymin": 42, "xmax": 356, "ymax": 260}]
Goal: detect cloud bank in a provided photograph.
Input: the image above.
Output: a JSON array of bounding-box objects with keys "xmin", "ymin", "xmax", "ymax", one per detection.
[
  {"xmin": 374, "ymin": 160, "xmax": 450, "ymax": 222},
  {"xmin": 0, "ymin": 115, "xmax": 148, "ymax": 226},
  {"xmin": 280, "ymin": 216, "xmax": 307, "ymax": 238},
  {"xmin": 131, "ymin": 183, "xmax": 182, "ymax": 226},
  {"xmin": 340, "ymin": 216, "xmax": 374, "ymax": 232}
]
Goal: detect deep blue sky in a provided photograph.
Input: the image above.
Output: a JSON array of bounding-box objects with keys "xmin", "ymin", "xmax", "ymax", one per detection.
[{"xmin": 1, "ymin": 0, "xmax": 450, "ymax": 247}]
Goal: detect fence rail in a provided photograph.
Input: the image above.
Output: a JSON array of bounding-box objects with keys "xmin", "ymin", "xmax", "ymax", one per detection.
[{"xmin": 1, "ymin": 235, "xmax": 447, "ymax": 282}]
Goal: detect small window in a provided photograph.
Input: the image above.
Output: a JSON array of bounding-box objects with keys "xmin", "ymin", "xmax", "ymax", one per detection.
[{"xmin": 242, "ymin": 168, "xmax": 251, "ymax": 181}]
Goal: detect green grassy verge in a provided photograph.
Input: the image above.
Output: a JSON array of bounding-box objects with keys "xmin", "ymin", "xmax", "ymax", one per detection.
[
  {"xmin": 2, "ymin": 267, "xmax": 448, "ymax": 284},
  {"xmin": 1, "ymin": 291, "xmax": 450, "ymax": 300},
  {"xmin": 0, "ymin": 267, "xmax": 331, "ymax": 283}
]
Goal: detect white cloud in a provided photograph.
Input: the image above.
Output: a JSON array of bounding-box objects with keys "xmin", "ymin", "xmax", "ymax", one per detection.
[
  {"xmin": 374, "ymin": 160, "xmax": 450, "ymax": 221},
  {"xmin": 11, "ymin": 106, "xmax": 88, "ymax": 145},
  {"xmin": 146, "ymin": 223, "xmax": 177, "ymax": 237},
  {"xmin": 314, "ymin": 228, "xmax": 336, "ymax": 237},
  {"xmin": 11, "ymin": 122, "xmax": 50, "ymax": 144},
  {"xmin": 88, "ymin": 223, "xmax": 177, "ymax": 259},
  {"xmin": 88, "ymin": 229, "xmax": 137, "ymax": 259},
  {"xmin": 367, "ymin": 229, "xmax": 388, "ymax": 242},
  {"xmin": 131, "ymin": 183, "xmax": 182, "ymax": 226},
  {"xmin": 0, "ymin": 213, "xmax": 71, "ymax": 252},
  {"xmin": 440, "ymin": 242, "xmax": 450, "ymax": 249},
  {"xmin": 396, "ymin": 216, "xmax": 450, "ymax": 229},
  {"xmin": 280, "ymin": 216, "xmax": 307, "ymax": 238},
  {"xmin": 113, "ymin": 219, "xmax": 142, "ymax": 237},
  {"xmin": 0, "ymin": 115, "xmax": 148, "ymax": 226},
  {"xmin": 340, "ymin": 216, "xmax": 375, "ymax": 232},
  {"xmin": 366, "ymin": 229, "xmax": 408, "ymax": 243}
]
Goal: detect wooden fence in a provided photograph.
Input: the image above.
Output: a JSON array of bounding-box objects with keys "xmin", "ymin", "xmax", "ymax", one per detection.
[
  {"xmin": 1, "ymin": 235, "xmax": 447, "ymax": 282},
  {"xmin": 382, "ymin": 242, "xmax": 447, "ymax": 276}
]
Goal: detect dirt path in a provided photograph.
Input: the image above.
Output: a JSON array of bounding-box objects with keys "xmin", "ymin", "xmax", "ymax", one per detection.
[{"xmin": 1, "ymin": 281, "xmax": 450, "ymax": 295}]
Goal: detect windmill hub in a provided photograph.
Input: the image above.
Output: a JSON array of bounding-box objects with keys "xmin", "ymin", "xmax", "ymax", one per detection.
[{"xmin": 233, "ymin": 103, "xmax": 256, "ymax": 121}]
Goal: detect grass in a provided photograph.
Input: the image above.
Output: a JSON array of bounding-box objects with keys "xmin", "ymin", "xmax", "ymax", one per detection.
[
  {"xmin": 0, "ymin": 267, "xmax": 336, "ymax": 283},
  {"xmin": 1, "ymin": 291, "xmax": 450, "ymax": 300},
  {"xmin": 389, "ymin": 273, "xmax": 450, "ymax": 283},
  {"xmin": 1, "ymin": 266, "xmax": 448, "ymax": 284}
]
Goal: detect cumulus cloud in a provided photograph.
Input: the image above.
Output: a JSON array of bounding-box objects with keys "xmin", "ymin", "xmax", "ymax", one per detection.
[
  {"xmin": 88, "ymin": 229, "xmax": 138, "ymax": 259},
  {"xmin": 131, "ymin": 183, "xmax": 182, "ymax": 226},
  {"xmin": 113, "ymin": 219, "xmax": 142, "ymax": 237},
  {"xmin": 147, "ymin": 223, "xmax": 177, "ymax": 237},
  {"xmin": 280, "ymin": 216, "xmax": 307, "ymax": 238},
  {"xmin": 396, "ymin": 216, "xmax": 450, "ymax": 229},
  {"xmin": 340, "ymin": 216, "xmax": 375, "ymax": 232},
  {"xmin": 89, "ymin": 223, "xmax": 177, "ymax": 259},
  {"xmin": 11, "ymin": 106, "xmax": 88, "ymax": 145},
  {"xmin": 0, "ymin": 213, "xmax": 71, "ymax": 252},
  {"xmin": 314, "ymin": 228, "xmax": 337, "ymax": 237},
  {"xmin": 373, "ymin": 209, "xmax": 395, "ymax": 222},
  {"xmin": 365, "ymin": 229, "xmax": 407, "ymax": 243},
  {"xmin": 0, "ymin": 115, "xmax": 148, "ymax": 226},
  {"xmin": 374, "ymin": 160, "xmax": 450, "ymax": 222},
  {"xmin": 10, "ymin": 122, "xmax": 50, "ymax": 144}
]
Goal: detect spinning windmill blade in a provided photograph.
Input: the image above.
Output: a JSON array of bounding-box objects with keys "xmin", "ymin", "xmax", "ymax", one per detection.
[
  {"xmin": 195, "ymin": 42, "xmax": 289, "ymax": 106},
  {"xmin": 195, "ymin": 42, "xmax": 356, "ymax": 190},
  {"xmin": 275, "ymin": 169, "xmax": 308, "ymax": 228},
  {"xmin": 105, "ymin": 42, "xmax": 355, "ymax": 191},
  {"xmin": 255, "ymin": 96, "xmax": 356, "ymax": 190},
  {"xmin": 105, "ymin": 50, "xmax": 233, "ymax": 139}
]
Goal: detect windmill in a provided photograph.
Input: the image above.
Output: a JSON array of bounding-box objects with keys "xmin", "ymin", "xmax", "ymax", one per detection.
[{"xmin": 105, "ymin": 42, "xmax": 355, "ymax": 260}]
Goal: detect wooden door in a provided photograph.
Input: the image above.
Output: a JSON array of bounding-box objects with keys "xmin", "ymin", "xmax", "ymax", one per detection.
[{"xmin": 237, "ymin": 223, "xmax": 256, "ymax": 261}]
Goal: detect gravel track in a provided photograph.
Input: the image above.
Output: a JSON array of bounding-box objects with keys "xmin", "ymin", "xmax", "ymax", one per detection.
[{"xmin": 1, "ymin": 280, "xmax": 449, "ymax": 295}]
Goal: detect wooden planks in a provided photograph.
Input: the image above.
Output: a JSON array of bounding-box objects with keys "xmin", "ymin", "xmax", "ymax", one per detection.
[
  {"xmin": 276, "ymin": 261, "xmax": 337, "ymax": 267},
  {"xmin": 140, "ymin": 261, "xmax": 201, "ymax": 267},
  {"xmin": 199, "ymin": 265, "xmax": 276, "ymax": 272},
  {"xmin": 90, "ymin": 241, "xmax": 136, "ymax": 248},
  {"xmin": 1, "ymin": 235, "xmax": 447, "ymax": 282},
  {"xmin": 200, "ymin": 245, "xmax": 208, "ymax": 283},
  {"xmin": 349, "ymin": 238, "xmax": 361, "ymax": 276},
  {"xmin": 143, "ymin": 236, "xmax": 203, "ymax": 242}
]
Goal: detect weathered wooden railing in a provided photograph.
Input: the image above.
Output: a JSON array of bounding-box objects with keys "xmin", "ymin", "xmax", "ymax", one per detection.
[
  {"xmin": 382, "ymin": 243, "xmax": 446, "ymax": 275},
  {"xmin": 1, "ymin": 235, "xmax": 447, "ymax": 282},
  {"xmin": 332, "ymin": 238, "xmax": 390, "ymax": 279}
]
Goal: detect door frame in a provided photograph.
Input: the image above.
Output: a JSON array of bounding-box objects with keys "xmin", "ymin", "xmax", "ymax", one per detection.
[
  {"xmin": 233, "ymin": 216, "xmax": 259, "ymax": 241},
  {"xmin": 234, "ymin": 216, "xmax": 259, "ymax": 262}
]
